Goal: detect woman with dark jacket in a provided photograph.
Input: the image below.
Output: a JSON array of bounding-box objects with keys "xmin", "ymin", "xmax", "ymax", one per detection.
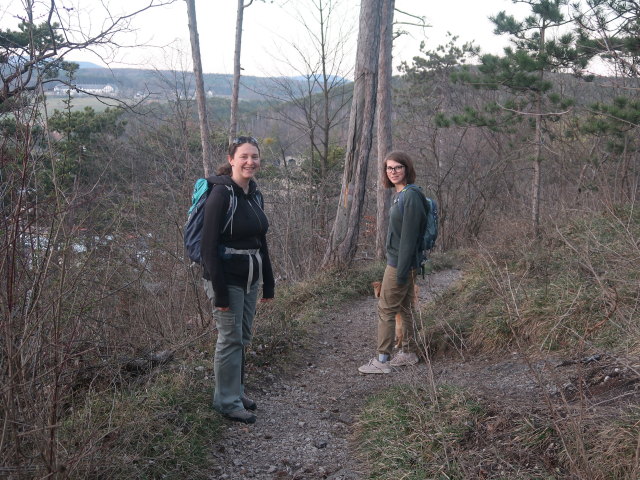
[
  {"xmin": 201, "ymin": 136, "xmax": 275, "ymax": 424},
  {"xmin": 358, "ymin": 151, "xmax": 426, "ymax": 374}
]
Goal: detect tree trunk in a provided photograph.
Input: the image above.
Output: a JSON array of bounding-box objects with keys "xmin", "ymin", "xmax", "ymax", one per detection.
[
  {"xmin": 375, "ymin": 0, "xmax": 395, "ymax": 259},
  {"xmin": 186, "ymin": 0, "xmax": 213, "ymax": 176},
  {"xmin": 532, "ymin": 24, "xmax": 545, "ymax": 237},
  {"xmin": 230, "ymin": 0, "xmax": 251, "ymax": 142},
  {"xmin": 319, "ymin": 0, "xmax": 330, "ymax": 231},
  {"xmin": 322, "ymin": 0, "xmax": 382, "ymax": 270}
]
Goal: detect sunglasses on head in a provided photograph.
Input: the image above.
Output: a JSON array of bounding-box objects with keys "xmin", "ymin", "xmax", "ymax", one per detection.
[{"xmin": 232, "ymin": 136, "xmax": 259, "ymax": 146}]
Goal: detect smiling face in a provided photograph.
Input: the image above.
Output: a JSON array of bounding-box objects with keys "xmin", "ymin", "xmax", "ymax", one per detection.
[
  {"xmin": 228, "ymin": 143, "xmax": 261, "ymax": 188},
  {"xmin": 385, "ymin": 159, "xmax": 407, "ymax": 190}
]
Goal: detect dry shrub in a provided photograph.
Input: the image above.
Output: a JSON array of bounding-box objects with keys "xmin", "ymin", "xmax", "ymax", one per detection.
[
  {"xmin": 408, "ymin": 204, "xmax": 640, "ymax": 479},
  {"xmin": 418, "ymin": 205, "xmax": 640, "ymax": 357}
]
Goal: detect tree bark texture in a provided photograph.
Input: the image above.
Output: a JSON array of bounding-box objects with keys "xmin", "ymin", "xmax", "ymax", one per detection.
[
  {"xmin": 322, "ymin": 0, "xmax": 382, "ymax": 269},
  {"xmin": 186, "ymin": 0, "xmax": 213, "ymax": 176},
  {"xmin": 375, "ymin": 0, "xmax": 395, "ymax": 259}
]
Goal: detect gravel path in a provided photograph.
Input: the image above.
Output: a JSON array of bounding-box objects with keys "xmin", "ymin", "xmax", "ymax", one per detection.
[
  {"xmin": 208, "ymin": 269, "xmax": 464, "ymax": 479},
  {"xmin": 208, "ymin": 267, "xmax": 640, "ymax": 479}
]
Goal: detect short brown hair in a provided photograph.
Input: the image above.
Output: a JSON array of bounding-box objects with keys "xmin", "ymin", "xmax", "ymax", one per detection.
[{"xmin": 381, "ymin": 151, "xmax": 416, "ymax": 188}]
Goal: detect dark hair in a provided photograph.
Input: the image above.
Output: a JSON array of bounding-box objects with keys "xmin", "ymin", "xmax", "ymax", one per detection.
[
  {"xmin": 382, "ymin": 151, "xmax": 416, "ymax": 188},
  {"xmin": 228, "ymin": 136, "xmax": 260, "ymax": 157},
  {"xmin": 216, "ymin": 163, "xmax": 232, "ymax": 175}
]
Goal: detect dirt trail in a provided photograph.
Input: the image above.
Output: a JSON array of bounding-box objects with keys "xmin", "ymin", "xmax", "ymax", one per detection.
[
  {"xmin": 208, "ymin": 269, "xmax": 463, "ymax": 479},
  {"xmin": 208, "ymin": 268, "xmax": 640, "ymax": 479}
]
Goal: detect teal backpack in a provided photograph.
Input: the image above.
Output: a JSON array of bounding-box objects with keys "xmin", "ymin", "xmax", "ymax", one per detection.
[{"xmin": 183, "ymin": 179, "xmax": 234, "ymax": 265}]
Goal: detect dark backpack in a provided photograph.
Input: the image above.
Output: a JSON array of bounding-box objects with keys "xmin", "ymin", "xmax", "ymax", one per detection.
[
  {"xmin": 184, "ymin": 179, "xmax": 234, "ymax": 265},
  {"xmin": 398, "ymin": 184, "xmax": 439, "ymax": 273},
  {"xmin": 183, "ymin": 178, "xmax": 264, "ymax": 265}
]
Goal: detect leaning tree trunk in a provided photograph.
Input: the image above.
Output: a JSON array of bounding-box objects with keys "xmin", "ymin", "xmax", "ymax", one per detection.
[
  {"xmin": 321, "ymin": 0, "xmax": 382, "ymax": 270},
  {"xmin": 186, "ymin": 0, "xmax": 213, "ymax": 176},
  {"xmin": 375, "ymin": 0, "xmax": 395, "ymax": 260}
]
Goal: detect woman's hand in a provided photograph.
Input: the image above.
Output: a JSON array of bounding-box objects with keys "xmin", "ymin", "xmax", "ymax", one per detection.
[{"xmin": 217, "ymin": 306, "xmax": 231, "ymax": 311}]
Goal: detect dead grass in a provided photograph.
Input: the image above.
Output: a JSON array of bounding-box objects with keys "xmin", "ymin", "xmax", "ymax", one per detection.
[
  {"xmin": 57, "ymin": 362, "xmax": 222, "ymax": 479},
  {"xmin": 356, "ymin": 204, "xmax": 640, "ymax": 479},
  {"xmin": 46, "ymin": 261, "xmax": 387, "ymax": 478},
  {"xmin": 418, "ymin": 205, "xmax": 640, "ymax": 357}
]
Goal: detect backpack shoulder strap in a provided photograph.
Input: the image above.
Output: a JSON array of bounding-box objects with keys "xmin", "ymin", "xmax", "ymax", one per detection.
[
  {"xmin": 254, "ymin": 189, "xmax": 264, "ymax": 210},
  {"xmin": 397, "ymin": 184, "xmax": 424, "ymax": 215},
  {"xmin": 204, "ymin": 182, "xmax": 235, "ymax": 233}
]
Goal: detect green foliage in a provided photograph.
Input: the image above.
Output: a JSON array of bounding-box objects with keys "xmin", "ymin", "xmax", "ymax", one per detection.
[
  {"xmin": 575, "ymin": 0, "xmax": 640, "ymax": 76},
  {"xmin": 302, "ymin": 144, "xmax": 345, "ymax": 178},
  {"xmin": 1, "ymin": 20, "xmax": 63, "ymax": 52},
  {"xmin": 43, "ymin": 106, "xmax": 126, "ymax": 193},
  {"xmin": 581, "ymin": 96, "xmax": 640, "ymax": 157},
  {"xmin": 401, "ymin": 35, "xmax": 480, "ymax": 76},
  {"xmin": 449, "ymin": 0, "xmax": 588, "ymax": 133},
  {"xmin": 398, "ymin": 35, "xmax": 481, "ymax": 131},
  {"xmin": 0, "ymin": 20, "xmax": 66, "ymax": 84}
]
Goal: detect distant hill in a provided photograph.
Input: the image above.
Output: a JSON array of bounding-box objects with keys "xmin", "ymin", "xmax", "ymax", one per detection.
[
  {"xmin": 74, "ymin": 61, "xmax": 106, "ymax": 69},
  {"xmin": 53, "ymin": 67, "xmax": 352, "ymax": 101}
]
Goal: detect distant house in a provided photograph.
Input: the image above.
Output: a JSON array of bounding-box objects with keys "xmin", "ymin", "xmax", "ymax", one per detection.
[{"xmin": 52, "ymin": 83, "xmax": 117, "ymax": 96}]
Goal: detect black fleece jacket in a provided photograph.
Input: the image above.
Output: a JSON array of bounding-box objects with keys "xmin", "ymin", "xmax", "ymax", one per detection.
[{"xmin": 201, "ymin": 174, "xmax": 275, "ymax": 308}]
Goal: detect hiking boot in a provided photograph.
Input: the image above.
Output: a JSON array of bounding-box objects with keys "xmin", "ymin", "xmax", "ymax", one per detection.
[
  {"xmin": 241, "ymin": 394, "xmax": 257, "ymax": 411},
  {"xmin": 223, "ymin": 409, "xmax": 256, "ymax": 424},
  {"xmin": 358, "ymin": 358, "xmax": 391, "ymax": 374},
  {"xmin": 389, "ymin": 351, "xmax": 419, "ymax": 367}
]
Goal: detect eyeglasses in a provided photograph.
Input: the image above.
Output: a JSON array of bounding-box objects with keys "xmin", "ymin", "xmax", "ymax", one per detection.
[
  {"xmin": 231, "ymin": 136, "xmax": 259, "ymax": 147},
  {"xmin": 386, "ymin": 165, "xmax": 405, "ymax": 173}
]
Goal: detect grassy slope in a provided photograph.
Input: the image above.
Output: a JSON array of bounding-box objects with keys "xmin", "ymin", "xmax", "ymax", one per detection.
[
  {"xmin": 58, "ymin": 262, "xmax": 385, "ymax": 478},
  {"xmin": 57, "ymin": 207, "xmax": 639, "ymax": 478},
  {"xmin": 355, "ymin": 205, "xmax": 640, "ymax": 479}
]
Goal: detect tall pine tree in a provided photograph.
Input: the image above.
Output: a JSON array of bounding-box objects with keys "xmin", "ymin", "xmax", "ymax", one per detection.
[{"xmin": 455, "ymin": 0, "xmax": 588, "ymax": 236}]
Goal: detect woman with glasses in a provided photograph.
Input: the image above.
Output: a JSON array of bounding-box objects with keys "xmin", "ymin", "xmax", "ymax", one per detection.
[
  {"xmin": 201, "ymin": 136, "xmax": 275, "ymax": 424},
  {"xmin": 358, "ymin": 151, "xmax": 427, "ymax": 374}
]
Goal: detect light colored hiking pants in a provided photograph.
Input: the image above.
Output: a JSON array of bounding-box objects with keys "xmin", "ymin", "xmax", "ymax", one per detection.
[
  {"xmin": 204, "ymin": 280, "xmax": 258, "ymax": 414},
  {"xmin": 377, "ymin": 265, "xmax": 417, "ymax": 356}
]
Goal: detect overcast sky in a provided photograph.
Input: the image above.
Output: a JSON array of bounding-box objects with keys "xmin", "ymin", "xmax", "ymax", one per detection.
[{"xmin": 2, "ymin": 0, "xmax": 547, "ymax": 77}]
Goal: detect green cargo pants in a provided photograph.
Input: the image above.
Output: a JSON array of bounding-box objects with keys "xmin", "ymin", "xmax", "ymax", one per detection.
[{"xmin": 205, "ymin": 281, "xmax": 259, "ymax": 414}]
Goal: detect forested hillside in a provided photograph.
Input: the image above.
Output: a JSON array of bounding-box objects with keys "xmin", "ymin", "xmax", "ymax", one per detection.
[
  {"xmin": 63, "ymin": 66, "xmax": 326, "ymax": 101},
  {"xmin": 2, "ymin": 0, "xmax": 639, "ymax": 478}
]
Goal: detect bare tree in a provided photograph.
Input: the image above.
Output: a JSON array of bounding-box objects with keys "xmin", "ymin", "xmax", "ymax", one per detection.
[
  {"xmin": 0, "ymin": 1, "xmax": 182, "ymax": 475},
  {"xmin": 0, "ymin": 0, "xmax": 177, "ymax": 106},
  {"xmin": 230, "ymin": 0, "xmax": 262, "ymax": 142},
  {"xmin": 322, "ymin": 0, "xmax": 383, "ymax": 269},
  {"xmin": 186, "ymin": 0, "xmax": 213, "ymax": 176},
  {"xmin": 261, "ymin": 0, "xmax": 353, "ymax": 234},
  {"xmin": 375, "ymin": 0, "xmax": 395, "ymax": 259}
]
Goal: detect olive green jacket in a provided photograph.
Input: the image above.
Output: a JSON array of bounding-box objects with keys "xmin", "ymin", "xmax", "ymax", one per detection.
[{"xmin": 385, "ymin": 184, "xmax": 427, "ymax": 285}]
